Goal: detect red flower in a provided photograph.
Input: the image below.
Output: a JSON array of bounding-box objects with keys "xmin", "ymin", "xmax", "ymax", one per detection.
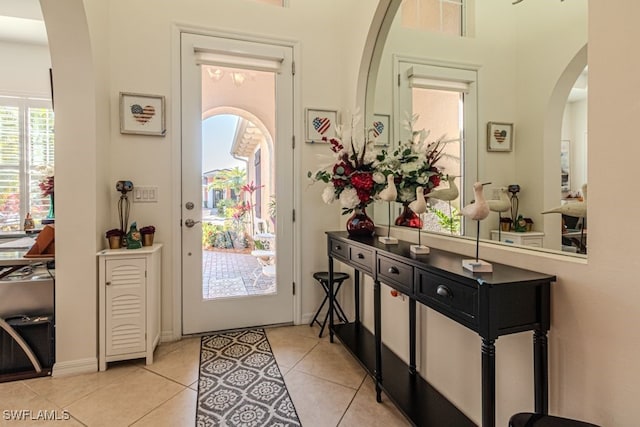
[
  {"xmin": 350, "ymin": 172, "xmax": 374, "ymax": 203},
  {"xmin": 428, "ymin": 171, "xmax": 441, "ymax": 188},
  {"xmin": 332, "ymin": 178, "xmax": 347, "ymax": 188},
  {"xmin": 333, "ymin": 161, "xmax": 354, "ymax": 177},
  {"xmin": 325, "ymin": 137, "xmax": 344, "ymax": 153},
  {"xmin": 39, "ymin": 175, "xmax": 54, "ymax": 196}
]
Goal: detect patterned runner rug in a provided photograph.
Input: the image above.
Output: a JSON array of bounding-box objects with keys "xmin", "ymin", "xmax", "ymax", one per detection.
[{"xmin": 196, "ymin": 329, "xmax": 301, "ymax": 426}]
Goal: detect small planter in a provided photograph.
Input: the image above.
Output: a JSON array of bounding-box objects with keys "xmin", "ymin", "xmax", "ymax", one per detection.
[
  {"xmin": 105, "ymin": 228, "xmax": 124, "ymax": 249},
  {"xmin": 140, "ymin": 225, "xmax": 156, "ymax": 247},
  {"xmin": 108, "ymin": 235, "xmax": 122, "ymax": 249},
  {"xmin": 142, "ymin": 233, "xmax": 154, "ymax": 246}
]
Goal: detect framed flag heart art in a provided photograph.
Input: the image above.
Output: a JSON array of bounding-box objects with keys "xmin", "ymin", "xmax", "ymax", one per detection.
[
  {"xmin": 487, "ymin": 121, "xmax": 513, "ymax": 152},
  {"xmin": 372, "ymin": 113, "xmax": 390, "ymax": 146},
  {"xmin": 120, "ymin": 92, "xmax": 166, "ymax": 136},
  {"xmin": 305, "ymin": 108, "xmax": 338, "ymax": 143}
]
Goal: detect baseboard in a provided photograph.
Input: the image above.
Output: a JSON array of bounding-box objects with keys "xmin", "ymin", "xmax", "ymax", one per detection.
[
  {"xmin": 52, "ymin": 357, "xmax": 97, "ymax": 377},
  {"xmin": 300, "ymin": 312, "xmax": 315, "ymax": 325},
  {"xmin": 161, "ymin": 330, "xmax": 178, "ymax": 343}
]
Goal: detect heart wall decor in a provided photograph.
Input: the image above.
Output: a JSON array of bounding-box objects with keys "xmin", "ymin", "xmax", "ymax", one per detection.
[
  {"xmin": 372, "ymin": 121, "xmax": 385, "ymax": 138},
  {"xmin": 120, "ymin": 92, "xmax": 166, "ymax": 136},
  {"xmin": 486, "ymin": 122, "xmax": 513, "ymax": 152},
  {"xmin": 313, "ymin": 117, "xmax": 331, "ymax": 135},
  {"xmin": 131, "ymin": 104, "xmax": 156, "ymax": 124},
  {"xmin": 305, "ymin": 108, "xmax": 338, "ymax": 142}
]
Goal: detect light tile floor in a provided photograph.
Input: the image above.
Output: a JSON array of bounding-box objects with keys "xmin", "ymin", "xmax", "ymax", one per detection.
[{"xmin": 0, "ymin": 325, "xmax": 409, "ymax": 427}]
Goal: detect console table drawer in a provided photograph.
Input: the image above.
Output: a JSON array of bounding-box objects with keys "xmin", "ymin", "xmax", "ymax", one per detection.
[
  {"xmin": 329, "ymin": 239, "xmax": 349, "ymax": 261},
  {"xmin": 377, "ymin": 256, "xmax": 413, "ymax": 294},
  {"xmin": 349, "ymin": 246, "xmax": 374, "ymax": 273},
  {"xmin": 415, "ymin": 270, "xmax": 478, "ymax": 323}
]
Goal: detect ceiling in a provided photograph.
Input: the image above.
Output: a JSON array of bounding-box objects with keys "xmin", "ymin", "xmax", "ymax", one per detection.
[{"xmin": 0, "ymin": 0, "xmax": 47, "ymax": 46}]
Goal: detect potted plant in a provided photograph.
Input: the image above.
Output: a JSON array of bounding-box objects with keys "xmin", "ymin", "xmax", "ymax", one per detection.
[
  {"xmin": 140, "ymin": 225, "xmax": 156, "ymax": 246},
  {"xmin": 500, "ymin": 216, "xmax": 513, "ymax": 232},
  {"xmin": 105, "ymin": 228, "xmax": 124, "ymax": 249}
]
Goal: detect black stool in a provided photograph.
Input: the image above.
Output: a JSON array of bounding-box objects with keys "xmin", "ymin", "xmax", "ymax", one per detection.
[
  {"xmin": 509, "ymin": 413, "xmax": 600, "ymax": 427},
  {"xmin": 309, "ymin": 272, "xmax": 350, "ymax": 338}
]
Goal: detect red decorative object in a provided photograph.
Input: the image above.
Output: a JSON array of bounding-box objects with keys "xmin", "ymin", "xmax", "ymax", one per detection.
[
  {"xmin": 346, "ymin": 206, "xmax": 375, "ymax": 237},
  {"xmin": 395, "ymin": 202, "xmax": 423, "ymax": 229}
]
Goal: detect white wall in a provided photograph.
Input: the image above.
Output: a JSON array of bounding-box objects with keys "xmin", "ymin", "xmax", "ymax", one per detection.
[
  {"xmin": 37, "ymin": 0, "xmax": 640, "ymax": 425},
  {"xmin": 0, "ymin": 41, "xmax": 50, "ymax": 96}
]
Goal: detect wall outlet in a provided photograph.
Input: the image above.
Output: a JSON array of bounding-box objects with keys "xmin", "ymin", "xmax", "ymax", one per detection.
[{"xmin": 133, "ymin": 186, "xmax": 158, "ymax": 203}]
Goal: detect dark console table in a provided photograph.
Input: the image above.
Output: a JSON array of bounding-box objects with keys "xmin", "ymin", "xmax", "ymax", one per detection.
[{"xmin": 326, "ymin": 231, "xmax": 555, "ymax": 427}]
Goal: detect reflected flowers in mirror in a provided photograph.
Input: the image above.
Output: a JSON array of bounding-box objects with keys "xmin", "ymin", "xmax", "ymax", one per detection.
[{"xmin": 375, "ymin": 114, "xmax": 444, "ymax": 204}]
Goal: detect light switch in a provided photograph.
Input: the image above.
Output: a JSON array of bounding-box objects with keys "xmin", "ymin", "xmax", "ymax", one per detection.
[{"xmin": 133, "ymin": 186, "xmax": 158, "ymax": 203}]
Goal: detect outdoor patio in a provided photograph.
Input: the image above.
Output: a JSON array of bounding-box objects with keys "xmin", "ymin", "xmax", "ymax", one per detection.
[{"xmin": 201, "ymin": 249, "xmax": 275, "ymax": 299}]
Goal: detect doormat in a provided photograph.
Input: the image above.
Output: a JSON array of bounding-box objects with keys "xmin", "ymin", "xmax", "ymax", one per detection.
[{"xmin": 196, "ymin": 329, "xmax": 301, "ymax": 427}]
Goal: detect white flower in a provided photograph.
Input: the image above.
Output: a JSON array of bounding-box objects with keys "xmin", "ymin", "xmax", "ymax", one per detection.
[
  {"xmin": 398, "ymin": 187, "xmax": 415, "ymax": 203},
  {"xmin": 339, "ymin": 187, "xmax": 360, "ymax": 210},
  {"xmin": 322, "ymin": 186, "xmax": 336, "ymax": 204},
  {"xmin": 373, "ymin": 172, "xmax": 386, "ymax": 184},
  {"xmin": 416, "ymin": 175, "xmax": 427, "ymax": 185},
  {"xmin": 401, "ymin": 161, "xmax": 420, "ymax": 174}
]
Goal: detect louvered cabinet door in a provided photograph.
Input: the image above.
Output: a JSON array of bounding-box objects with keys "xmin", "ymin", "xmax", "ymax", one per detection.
[{"xmin": 105, "ymin": 258, "xmax": 146, "ymax": 357}]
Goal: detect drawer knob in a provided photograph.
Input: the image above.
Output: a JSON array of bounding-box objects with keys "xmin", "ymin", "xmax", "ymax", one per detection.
[
  {"xmin": 357, "ymin": 253, "xmax": 365, "ymax": 259},
  {"xmin": 436, "ymin": 285, "xmax": 451, "ymax": 298},
  {"xmin": 388, "ymin": 266, "xmax": 400, "ymax": 274},
  {"xmin": 335, "ymin": 245, "xmax": 342, "ymax": 250}
]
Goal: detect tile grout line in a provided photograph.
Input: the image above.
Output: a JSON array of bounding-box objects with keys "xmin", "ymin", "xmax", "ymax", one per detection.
[{"xmin": 336, "ymin": 375, "xmax": 368, "ymax": 427}]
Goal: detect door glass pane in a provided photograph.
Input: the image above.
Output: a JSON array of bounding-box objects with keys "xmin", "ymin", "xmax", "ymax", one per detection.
[
  {"xmin": 412, "ymin": 87, "xmax": 463, "ymax": 235},
  {"xmin": 200, "ymin": 65, "xmax": 277, "ymax": 300}
]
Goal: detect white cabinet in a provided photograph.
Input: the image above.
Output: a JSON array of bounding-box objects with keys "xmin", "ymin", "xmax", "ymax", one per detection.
[
  {"xmin": 98, "ymin": 244, "xmax": 161, "ymax": 371},
  {"xmin": 490, "ymin": 230, "xmax": 544, "ymax": 248}
]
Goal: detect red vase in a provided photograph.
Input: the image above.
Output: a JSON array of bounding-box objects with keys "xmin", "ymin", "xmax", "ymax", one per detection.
[
  {"xmin": 395, "ymin": 202, "xmax": 423, "ymax": 229},
  {"xmin": 346, "ymin": 207, "xmax": 375, "ymax": 237}
]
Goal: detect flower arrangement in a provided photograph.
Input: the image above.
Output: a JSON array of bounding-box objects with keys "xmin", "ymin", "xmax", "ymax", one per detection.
[
  {"xmin": 307, "ymin": 112, "xmax": 384, "ymax": 214},
  {"xmin": 375, "ymin": 114, "xmax": 445, "ymax": 203},
  {"xmin": 39, "ymin": 175, "xmax": 54, "ymax": 197},
  {"xmin": 140, "ymin": 225, "xmax": 155, "ymax": 235},
  {"xmin": 105, "ymin": 228, "xmax": 124, "ymax": 238}
]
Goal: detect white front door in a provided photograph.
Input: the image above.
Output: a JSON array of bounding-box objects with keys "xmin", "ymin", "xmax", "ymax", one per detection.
[{"xmin": 181, "ymin": 33, "xmax": 295, "ymax": 334}]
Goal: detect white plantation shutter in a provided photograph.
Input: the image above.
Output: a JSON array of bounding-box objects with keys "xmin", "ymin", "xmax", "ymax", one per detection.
[
  {"xmin": 0, "ymin": 97, "xmax": 54, "ymax": 231},
  {"xmin": 28, "ymin": 107, "xmax": 55, "ymax": 222}
]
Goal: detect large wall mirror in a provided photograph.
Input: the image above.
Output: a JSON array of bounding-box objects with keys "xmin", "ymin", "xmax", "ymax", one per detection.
[{"xmin": 368, "ymin": 0, "xmax": 588, "ymax": 257}]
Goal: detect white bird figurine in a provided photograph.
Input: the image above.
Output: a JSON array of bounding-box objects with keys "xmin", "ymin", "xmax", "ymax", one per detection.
[
  {"xmin": 425, "ymin": 175, "xmax": 459, "ymax": 202},
  {"xmin": 542, "ymin": 183, "xmax": 587, "ymax": 218},
  {"xmin": 487, "ymin": 187, "xmax": 511, "ymax": 213},
  {"xmin": 409, "ymin": 186, "xmax": 427, "ymax": 214},
  {"xmin": 460, "ymin": 182, "xmax": 490, "ymax": 221},
  {"xmin": 378, "ymin": 174, "xmax": 397, "ymax": 202}
]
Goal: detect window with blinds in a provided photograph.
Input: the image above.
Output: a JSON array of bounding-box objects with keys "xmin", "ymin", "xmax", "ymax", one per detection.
[
  {"xmin": 401, "ymin": 0, "xmax": 465, "ymax": 36},
  {"xmin": 0, "ymin": 96, "xmax": 54, "ymax": 231}
]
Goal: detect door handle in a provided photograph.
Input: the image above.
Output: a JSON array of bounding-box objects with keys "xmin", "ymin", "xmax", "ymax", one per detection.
[{"xmin": 184, "ymin": 218, "xmax": 201, "ymax": 228}]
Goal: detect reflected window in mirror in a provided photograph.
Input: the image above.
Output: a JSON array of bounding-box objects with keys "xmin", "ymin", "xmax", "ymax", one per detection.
[
  {"xmin": 401, "ymin": 0, "xmax": 465, "ymax": 36},
  {"xmin": 397, "ymin": 61, "xmax": 478, "ymax": 236}
]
